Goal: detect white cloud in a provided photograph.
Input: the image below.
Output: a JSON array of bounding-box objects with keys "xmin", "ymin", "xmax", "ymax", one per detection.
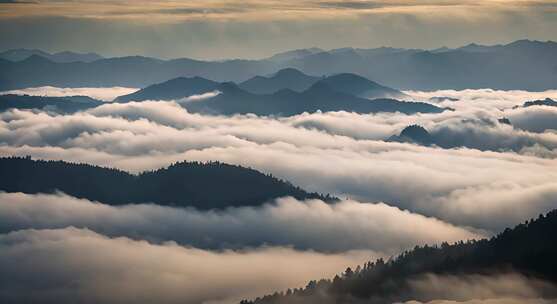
[
  {"xmin": 0, "ymin": 192, "xmax": 482, "ymax": 253},
  {"xmin": 507, "ymin": 106, "xmax": 557, "ymax": 133},
  {"xmin": 178, "ymin": 90, "xmax": 222, "ymax": 103},
  {"xmin": 0, "ymin": 227, "xmax": 374, "ymax": 304},
  {"xmin": 400, "ymin": 273, "xmax": 557, "ymax": 304},
  {"xmin": 1, "ymin": 89, "xmax": 557, "ymax": 232}
]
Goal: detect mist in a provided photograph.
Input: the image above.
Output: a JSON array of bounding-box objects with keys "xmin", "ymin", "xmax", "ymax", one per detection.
[
  {"xmin": 1, "ymin": 88, "xmax": 556, "ymax": 232},
  {"xmin": 0, "ymin": 227, "xmax": 373, "ymax": 304},
  {"xmin": 0, "ymin": 192, "xmax": 482, "ymax": 253}
]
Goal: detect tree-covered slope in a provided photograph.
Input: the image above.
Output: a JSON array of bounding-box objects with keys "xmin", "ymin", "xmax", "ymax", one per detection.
[
  {"xmin": 0, "ymin": 157, "xmax": 331, "ymax": 209},
  {"xmin": 244, "ymin": 209, "xmax": 557, "ymax": 304}
]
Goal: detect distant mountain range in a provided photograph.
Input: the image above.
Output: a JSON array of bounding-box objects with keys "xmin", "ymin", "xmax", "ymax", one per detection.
[
  {"xmin": 114, "ymin": 70, "xmax": 440, "ymax": 116},
  {"xmin": 0, "ymin": 157, "xmax": 331, "ymax": 210},
  {"xmin": 0, "ymin": 69, "xmax": 442, "ymax": 116},
  {"xmin": 0, "ymin": 49, "xmax": 103, "ymax": 63},
  {"xmin": 1, "ymin": 40, "xmax": 556, "ymax": 90},
  {"xmin": 243, "ymin": 209, "xmax": 557, "ymax": 304}
]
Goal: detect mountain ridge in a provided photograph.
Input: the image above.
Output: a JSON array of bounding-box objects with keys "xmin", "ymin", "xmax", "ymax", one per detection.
[
  {"xmin": 243, "ymin": 209, "xmax": 557, "ymax": 304},
  {"xmin": 114, "ymin": 70, "xmax": 442, "ymax": 116},
  {"xmin": 1, "ymin": 39, "xmax": 556, "ymax": 90},
  {"xmin": 0, "ymin": 49, "xmax": 103, "ymax": 63},
  {"xmin": 0, "ymin": 156, "xmax": 333, "ymax": 210}
]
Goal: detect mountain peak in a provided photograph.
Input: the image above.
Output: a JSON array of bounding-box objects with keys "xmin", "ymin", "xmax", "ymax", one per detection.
[
  {"xmin": 310, "ymin": 73, "xmax": 405, "ymax": 99},
  {"xmin": 273, "ymin": 67, "xmax": 306, "ymax": 78}
]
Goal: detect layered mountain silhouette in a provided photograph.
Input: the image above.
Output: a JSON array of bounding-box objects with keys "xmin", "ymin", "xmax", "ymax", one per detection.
[
  {"xmin": 184, "ymin": 81, "xmax": 440, "ymax": 116},
  {"xmin": 1, "ymin": 40, "xmax": 556, "ymax": 90},
  {"xmin": 0, "ymin": 49, "xmax": 103, "ymax": 63},
  {"xmin": 243, "ymin": 209, "xmax": 557, "ymax": 304},
  {"xmin": 114, "ymin": 76, "xmax": 219, "ymax": 102},
  {"xmin": 238, "ymin": 68, "xmax": 321, "ymax": 94},
  {"xmin": 0, "ymin": 94, "xmax": 102, "ymax": 113},
  {"xmin": 114, "ymin": 70, "xmax": 439, "ymax": 116},
  {"xmin": 0, "ymin": 157, "xmax": 332, "ymax": 210},
  {"xmin": 316, "ymin": 73, "xmax": 407, "ymax": 99}
]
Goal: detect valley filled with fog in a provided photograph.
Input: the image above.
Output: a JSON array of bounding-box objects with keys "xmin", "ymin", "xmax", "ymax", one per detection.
[{"xmin": 1, "ymin": 85, "xmax": 556, "ymax": 303}]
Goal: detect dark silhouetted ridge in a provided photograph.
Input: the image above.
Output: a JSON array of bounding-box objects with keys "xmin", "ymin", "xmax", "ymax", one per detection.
[
  {"xmin": 243, "ymin": 209, "xmax": 557, "ymax": 304},
  {"xmin": 520, "ymin": 98, "xmax": 557, "ymax": 108},
  {"xmin": 316, "ymin": 73, "xmax": 405, "ymax": 99},
  {"xmin": 185, "ymin": 78, "xmax": 443, "ymax": 116},
  {"xmin": 0, "ymin": 157, "xmax": 333, "ymax": 210},
  {"xmin": 114, "ymin": 76, "xmax": 219, "ymax": 102}
]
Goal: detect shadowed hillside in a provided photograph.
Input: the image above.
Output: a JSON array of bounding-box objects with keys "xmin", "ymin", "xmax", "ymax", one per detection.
[
  {"xmin": 243, "ymin": 209, "xmax": 557, "ymax": 304},
  {"xmin": 0, "ymin": 157, "xmax": 332, "ymax": 209},
  {"xmin": 114, "ymin": 76, "xmax": 219, "ymax": 102}
]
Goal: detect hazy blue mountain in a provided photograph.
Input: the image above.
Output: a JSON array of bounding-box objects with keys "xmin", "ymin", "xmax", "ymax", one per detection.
[
  {"xmin": 282, "ymin": 40, "xmax": 557, "ymax": 90},
  {"xmin": 114, "ymin": 76, "xmax": 219, "ymax": 102},
  {"xmin": 0, "ymin": 49, "xmax": 103, "ymax": 63},
  {"xmin": 49, "ymin": 51, "xmax": 104, "ymax": 63},
  {"xmin": 239, "ymin": 68, "xmax": 322, "ymax": 94},
  {"xmin": 184, "ymin": 81, "xmax": 443, "ymax": 116},
  {"xmin": 243, "ymin": 209, "xmax": 557, "ymax": 304},
  {"xmin": 316, "ymin": 73, "xmax": 407, "ymax": 99},
  {"xmin": 0, "ymin": 49, "xmax": 51, "ymax": 62},
  {"xmin": 1, "ymin": 40, "xmax": 556, "ymax": 90},
  {"xmin": 0, "ymin": 157, "xmax": 332, "ymax": 210},
  {"xmin": 112, "ymin": 70, "xmax": 420, "ymax": 115},
  {"xmin": 0, "ymin": 94, "xmax": 102, "ymax": 113}
]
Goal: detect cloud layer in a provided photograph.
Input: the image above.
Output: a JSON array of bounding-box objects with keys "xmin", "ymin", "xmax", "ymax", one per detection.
[
  {"xmin": 0, "ymin": 227, "xmax": 373, "ymax": 304},
  {"xmin": 1, "ymin": 87, "xmax": 557, "ymax": 303},
  {"xmin": 1, "ymin": 88, "xmax": 556, "ymax": 232},
  {"xmin": 0, "ymin": 192, "xmax": 482, "ymax": 253}
]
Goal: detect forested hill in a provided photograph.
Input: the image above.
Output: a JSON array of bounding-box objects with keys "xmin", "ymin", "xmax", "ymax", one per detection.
[
  {"xmin": 0, "ymin": 157, "xmax": 332, "ymax": 209},
  {"xmin": 244, "ymin": 209, "xmax": 557, "ymax": 304}
]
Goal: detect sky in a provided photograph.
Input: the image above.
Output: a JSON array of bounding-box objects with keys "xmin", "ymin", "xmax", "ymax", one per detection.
[{"xmin": 1, "ymin": 0, "xmax": 557, "ymax": 59}]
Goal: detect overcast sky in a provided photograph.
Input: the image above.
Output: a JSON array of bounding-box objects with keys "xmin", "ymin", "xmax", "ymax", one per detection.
[{"xmin": 1, "ymin": 0, "xmax": 557, "ymax": 59}]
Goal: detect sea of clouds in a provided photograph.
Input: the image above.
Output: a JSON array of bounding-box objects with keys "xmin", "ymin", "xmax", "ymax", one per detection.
[{"xmin": 0, "ymin": 87, "xmax": 556, "ymax": 303}]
